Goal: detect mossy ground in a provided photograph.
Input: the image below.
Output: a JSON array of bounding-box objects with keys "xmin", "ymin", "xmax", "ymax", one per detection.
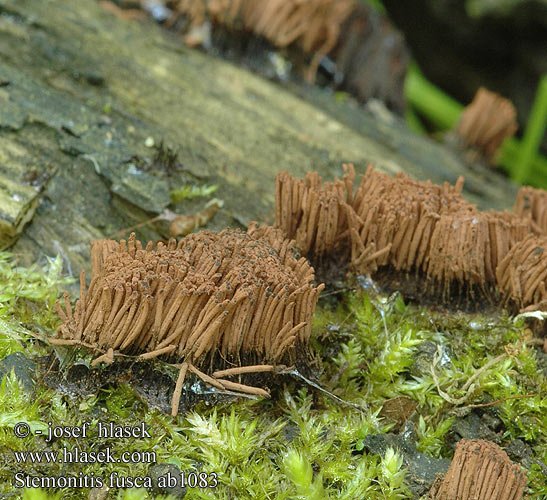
[{"xmin": 0, "ymin": 253, "xmax": 545, "ymax": 499}]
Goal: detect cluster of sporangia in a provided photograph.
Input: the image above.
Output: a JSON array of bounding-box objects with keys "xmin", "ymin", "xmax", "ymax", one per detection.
[
  {"xmin": 428, "ymin": 439, "xmax": 527, "ymax": 500},
  {"xmin": 160, "ymin": 0, "xmax": 409, "ymax": 110},
  {"xmin": 167, "ymin": 0, "xmax": 355, "ymax": 79},
  {"xmin": 453, "ymin": 87, "xmax": 517, "ymax": 164},
  {"xmin": 55, "ymin": 225, "xmax": 323, "ymax": 415},
  {"xmin": 276, "ymin": 164, "xmax": 547, "ymax": 312},
  {"xmin": 54, "ymin": 165, "xmax": 547, "ymax": 416}
]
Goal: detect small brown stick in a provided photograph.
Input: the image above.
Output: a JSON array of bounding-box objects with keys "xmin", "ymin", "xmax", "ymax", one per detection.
[
  {"xmin": 103, "ymin": 284, "xmax": 124, "ymax": 330},
  {"xmin": 82, "ymin": 283, "xmax": 104, "ymax": 330},
  {"xmin": 63, "ymin": 292, "xmax": 73, "ymax": 321},
  {"xmin": 157, "ymin": 286, "xmax": 187, "ymax": 342},
  {"xmin": 95, "ymin": 287, "xmax": 131, "ymax": 340},
  {"xmin": 270, "ymin": 320, "xmax": 293, "ymax": 354},
  {"xmin": 152, "ymin": 287, "xmax": 166, "ymax": 338},
  {"xmin": 77, "ymin": 270, "xmax": 86, "ymax": 339},
  {"xmin": 467, "ymin": 393, "xmax": 537, "ymax": 410},
  {"xmin": 190, "ymin": 310, "xmax": 232, "ymax": 360},
  {"xmin": 119, "ymin": 297, "xmax": 151, "ymax": 350},
  {"xmin": 214, "ymin": 379, "xmax": 270, "ymax": 397},
  {"xmin": 187, "ymin": 364, "xmax": 226, "ymax": 390},
  {"xmin": 261, "ymin": 297, "xmax": 286, "ymax": 355},
  {"xmin": 185, "ymin": 299, "xmax": 230, "ymax": 347},
  {"xmin": 212, "ymin": 364, "xmax": 276, "ymax": 378},
  {"xmin": 55, "ymin": 301, "xmax": 68, "ymax": 324},
  {"xmin": 111, "ymin": 294, "xmax": 139, "ymax": 350},
  {"xmin": 273, "ymin": 335, "xmax": 297, "ymax": 360},
  {"xmin": 47, "ymin": 338, "xmax": 82, "ymax": 346},
  {"xmin": 43, "ymin": 335, "xmax": 104, "ymax": 354},
  {"xmin": 91, "ymin": 347, "xmax": 114, "ymax": 367},
  {"xmin": 272, "ymin": 322, "xmax": 306, "ymax": 357},
  {"xmin": 171, "ymin": 362, "xmax": 189, "ymax": 417}
]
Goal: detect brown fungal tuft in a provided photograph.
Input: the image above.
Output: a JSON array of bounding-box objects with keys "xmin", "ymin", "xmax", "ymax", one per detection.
[
  {"xmin": 496, "ymin": 234, "xmax": 547, "ymax": 312},
  {"xmin": 275, "ymin": 168, "xmax": 351, "ymax": 261},
  {"xmin": 454, "ymin": 87, "xmax": 518, "ymax": 164},
  {"xmin": 429, "ymin": 439, "xmax": 527, "ymax": 500},
  {"xmin": 167, "ymin": 0, "xmax": 355, "ymax": 80},
  {"xmin": 514, "ymin": 185, "xmax": 547, "ymax": 235},
  {"xmin": 275, "ymin": 165, "xmax": 529, "ymax": 305},
  {"xmin": 54, "ymin": 228, "xmax": 323, "ymax": 415}
]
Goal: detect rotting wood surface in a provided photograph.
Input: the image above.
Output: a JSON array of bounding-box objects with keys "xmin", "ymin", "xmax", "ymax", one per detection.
[{"xmin": 0, "ymin": 0, "xmax": 518, "ymax": 279}]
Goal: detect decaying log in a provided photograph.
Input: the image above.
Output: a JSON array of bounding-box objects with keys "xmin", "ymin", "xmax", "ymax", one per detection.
[
  {"xmin": 161, "ymin": 0, "xmax": 410, "ymax": 109},
  {"xmin": 1, "ymin": 0, "xmax": 519, "ymax": 275}
]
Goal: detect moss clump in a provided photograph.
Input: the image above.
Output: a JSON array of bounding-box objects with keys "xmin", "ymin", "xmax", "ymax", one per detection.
[
  {"xmin": 0, "ymin": 253, "xmax": 545, "ymax": 498},
  {"xmin": 0, "ymin": 252, "xmax": 73, "ymax": 330},
  {"xmin": 313, "ymin": 289, "xmax": 546, "ymax": 497}
]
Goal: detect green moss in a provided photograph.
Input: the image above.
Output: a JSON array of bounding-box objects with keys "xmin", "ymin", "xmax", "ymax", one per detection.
[
  {"xmin": 314, "ymin": 289, "xmax": 546, "ymax": 497},
  {"xmin": 22, "ymin": 489, "xmax": 61, "ymax": 500},
  {"xmin": 169, "ymin": 184, "xmax": 218, "ymax": 203},
  {"xmin": 0, "ymin": 320, "xmax": 27, "ymax": 358},
  {"xmin": 0, "ymin": 252, "xmax": 70, "ymax": 309},
  {"xmin": 415, "ymin": 415, "xmax": 454, "ymax": 458},
  {"xmin": 0, "ymin": 251, "xmax": 73, "ymax": 333},
  {"xmin": 0, "ymin": 253, "xmax": 545, "ymax": 498},
  {"xmin": 283, "ymin": 449, "xmax": 325, "ymax": 499},
  {"xmin": 0, "ymin": 372, "xmax": 49, "ymax": 444},
  {"xmin": 378, "ymin": 447, "xmax": 410, "ymax": 499}
]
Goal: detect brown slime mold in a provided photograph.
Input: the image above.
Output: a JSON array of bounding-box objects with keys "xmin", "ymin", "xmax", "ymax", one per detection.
[{"xmin": 54, "ymin": 227, "xmax": 323, "ymax": 416}]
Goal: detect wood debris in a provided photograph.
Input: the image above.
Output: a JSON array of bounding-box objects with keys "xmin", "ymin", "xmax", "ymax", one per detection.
[
  {"xmin": 109, "ymin": 199, "xmax": 224, "ymax": 240},
  {"xmin": 169, "ymin": 198, "xmax": 224, "ymax": 237},
  {"xmin": 429, "ymin": 439, "xmax": 527, "ymax": 500},
  {"xmin": 54, "ymin": 227, "xmax": 323, "ymax": 415}
]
